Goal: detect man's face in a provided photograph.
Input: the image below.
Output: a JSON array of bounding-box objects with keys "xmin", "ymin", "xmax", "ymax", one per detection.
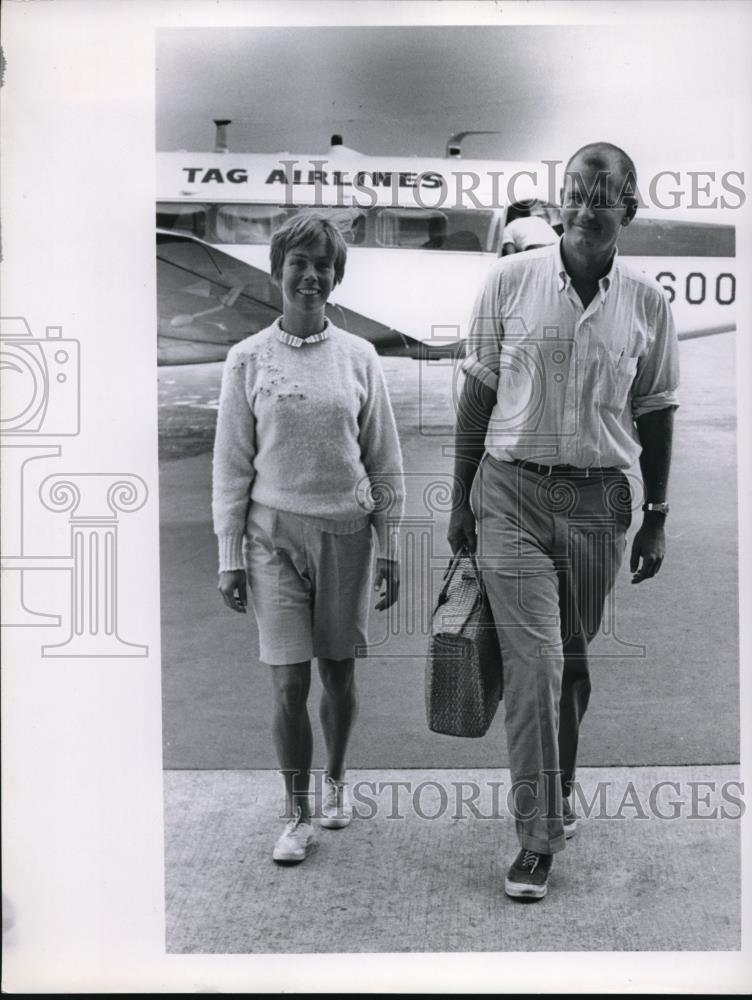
[{"xmin": 560, "ymin": 156, "xmax": 634, "ymax": 258}]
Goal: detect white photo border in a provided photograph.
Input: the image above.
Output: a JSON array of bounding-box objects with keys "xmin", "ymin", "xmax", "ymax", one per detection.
[{"xmin": 1, "ymin": 0, "xmax": 751, "ymax": 992}]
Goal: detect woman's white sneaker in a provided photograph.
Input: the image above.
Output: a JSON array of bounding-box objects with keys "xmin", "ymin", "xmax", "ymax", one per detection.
[
  {"xmin": 320, "ymin": 776, "xmax": 352, "ymax": 829},
  {"xmin": 272, "ymin": 808, "xmax": 317, "ymax": 862}
]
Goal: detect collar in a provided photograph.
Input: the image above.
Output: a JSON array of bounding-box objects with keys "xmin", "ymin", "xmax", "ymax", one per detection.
[
  {"xmin": 556, "ymin": 238, "xmax": 618, "ymax": 301},
  {"xmin": 275, "ymin": 317, "xmax": 330, "ymax": 348}
]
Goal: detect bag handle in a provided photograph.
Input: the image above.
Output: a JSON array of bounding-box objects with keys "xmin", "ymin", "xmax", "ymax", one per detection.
[
  {"xmin": 437, "ymin": 550, "xmax": 462, "ymax": 605},
  {"xmin": 437, "ymin": 547, "xmax": 485, "ymax": 606},
  {"xmin": 462, "ymin": 550, "xmax": 486, "ymax": 594}
]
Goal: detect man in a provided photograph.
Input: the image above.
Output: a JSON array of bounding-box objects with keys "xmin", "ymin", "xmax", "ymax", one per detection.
[
  {"xmin": 448, "ymin": 142, "xmax": 679, "ymax": 900},
  {"xmin": 501, "ymin": 200, "xmax": 559, "ymax": 255}
]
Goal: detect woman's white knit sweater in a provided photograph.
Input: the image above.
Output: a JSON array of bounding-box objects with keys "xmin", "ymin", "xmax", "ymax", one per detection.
[{"xmin": 212, "ymin": 319, "xmax": 405, "ymax": 572}]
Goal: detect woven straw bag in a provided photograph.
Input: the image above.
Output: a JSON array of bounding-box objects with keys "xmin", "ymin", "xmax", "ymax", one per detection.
[{"xmin": 425, "ymin": 552, "xmax": 503, "ymax": 738}]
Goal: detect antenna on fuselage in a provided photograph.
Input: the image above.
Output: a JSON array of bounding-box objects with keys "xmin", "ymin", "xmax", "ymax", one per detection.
[
  {"xmin": 327, "ymin": 133, "xmax": 364, "ymax": 157},
  {"xmin": 445, "ymin": 130, "xmax": 501, "ymax": 158},
  {"xmin": 214, "ymin": 119, "xmax": 232, "ymax": 153}
]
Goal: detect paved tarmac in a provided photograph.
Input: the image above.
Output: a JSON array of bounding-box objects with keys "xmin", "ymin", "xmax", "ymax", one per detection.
[{"xmin": 164, "ymin": 764, "xmax": 741, "ymax": 953}]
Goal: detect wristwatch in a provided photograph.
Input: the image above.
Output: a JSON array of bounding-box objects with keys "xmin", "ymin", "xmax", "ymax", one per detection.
[{"xmin": 642, "ymin": 502, "xmax": 669, "ymax": 516}]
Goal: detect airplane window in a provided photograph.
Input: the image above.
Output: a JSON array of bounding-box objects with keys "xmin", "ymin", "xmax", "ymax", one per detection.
[
  {"xmin": 157, "ymin": 203, "xmax": 209, "ymax": 238},
  {"xmin": 445, "ymin": 209, "xmax": 493, "ymax": 251},
  {"xmin": 206, "ymin": 204, "xmax": 367, "ymax": 246},
  {"xmin": 215, "ymin": 205, "xmax": 291, "ymax": 244},
  {"xmin": 376, "ymin": 209, "xmax": 448, "ymax": 248},
  {"xmin": 374, "ymin": 208, "xmax": 490, "ymax": 251},
  {"xmin": 166, "ymin": 203, "xmax": 495, "ymax": 251},
  {"xmin": 385, "ymin": 209, "xmax": 447, "ymax": 248}
]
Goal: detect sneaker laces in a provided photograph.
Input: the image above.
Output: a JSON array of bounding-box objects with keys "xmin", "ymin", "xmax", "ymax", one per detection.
[
  {"xmin": 324, "ymin": 776, "xmax": 345, "ymax": 810},
  {"xmin": 520, "ymin": 850, "xmax": 540, "ymax": 872},
  {"xmin": 285, "ymin": 807, "xmax": 309, "ymax": 839}
]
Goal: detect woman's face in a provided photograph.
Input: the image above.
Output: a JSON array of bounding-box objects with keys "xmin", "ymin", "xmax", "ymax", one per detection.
[{"xmin": 279, "ymin": 234, "xmax": 336, "ymax": 319}]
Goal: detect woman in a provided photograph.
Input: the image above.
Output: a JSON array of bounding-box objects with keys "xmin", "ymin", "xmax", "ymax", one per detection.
[{"xmin": 212, "ymin": 213, "xmax": 405, "ymax": 864}]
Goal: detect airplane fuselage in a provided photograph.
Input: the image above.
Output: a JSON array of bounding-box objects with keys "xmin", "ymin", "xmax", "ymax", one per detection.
[{"xmin": 156, "ymin": 148, "xmax": 737, "ymax": 361}]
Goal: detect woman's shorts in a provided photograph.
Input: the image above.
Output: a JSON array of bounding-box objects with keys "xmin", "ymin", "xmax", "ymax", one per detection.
[{"xmin": 244, "ymin": 504, "xmax": 374, "ymax": 665}]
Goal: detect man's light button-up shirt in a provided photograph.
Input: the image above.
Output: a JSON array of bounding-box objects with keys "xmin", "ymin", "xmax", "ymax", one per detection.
[{"xmin": 461, "ymin": 240, "xmax": 680, "ymax": 471}]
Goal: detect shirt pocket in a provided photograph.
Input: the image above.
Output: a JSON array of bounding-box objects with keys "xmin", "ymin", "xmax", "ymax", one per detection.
[{"xmin": 598, "ymin": 348, "xmax": 639, "ymax": 416}]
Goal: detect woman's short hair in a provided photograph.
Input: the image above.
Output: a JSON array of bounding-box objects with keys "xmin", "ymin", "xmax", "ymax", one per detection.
[{"xmin": 270, "ymin": 212, "xmax": 348, "ymax": 285}]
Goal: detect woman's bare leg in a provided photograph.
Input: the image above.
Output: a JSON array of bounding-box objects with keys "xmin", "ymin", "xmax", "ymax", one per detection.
[
  {"xmin": 269, "ymin": 661, "xmax": 313, "ymax": 820},
  {"xmin": 317, "ymin": 657, "xmax": 357, "ymax": 783}
]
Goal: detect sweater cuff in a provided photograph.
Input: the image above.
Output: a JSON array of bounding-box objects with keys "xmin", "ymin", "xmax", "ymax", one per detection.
[
  {"xmin": 217, "ymin": 532, "xmax": 246, "ymax": 573},
  {"xmin": 372, "ymin": 516, "xmax": 400, "ymax": 561}
]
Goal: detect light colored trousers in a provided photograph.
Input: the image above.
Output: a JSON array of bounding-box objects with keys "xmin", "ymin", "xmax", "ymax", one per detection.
[{"xmin": 471, "ymin": 455, "xmax": 632, "ymax": 854}]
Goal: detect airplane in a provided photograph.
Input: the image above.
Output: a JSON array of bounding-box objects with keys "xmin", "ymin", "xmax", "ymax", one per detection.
[{"xmin": 156, "ymin": 124, "xmax": 737, "ymax": 365}]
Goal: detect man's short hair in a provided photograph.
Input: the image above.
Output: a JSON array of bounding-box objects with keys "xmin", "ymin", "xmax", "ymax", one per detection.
[
  {"xmin": 564, "ymin": 142, "xmax": 638, "ymax": 208},
  {"xmin": 270, "ymin": 212, "xmax": 348, "ymax": 285}
]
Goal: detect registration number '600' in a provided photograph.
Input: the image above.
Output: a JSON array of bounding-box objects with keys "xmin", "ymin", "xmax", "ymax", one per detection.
[{"xmin": 656, "ymin": 270, "xmax": 736, "ymax": 306}]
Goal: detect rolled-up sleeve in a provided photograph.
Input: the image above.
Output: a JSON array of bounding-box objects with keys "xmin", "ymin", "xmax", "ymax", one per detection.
[
  {"xmin": 461, "ymin": 264, "xmax": 504, "ymax": 391},
  {"xmin": 631, "ymin": 289, "xmax": 680, "ymax": 419}
]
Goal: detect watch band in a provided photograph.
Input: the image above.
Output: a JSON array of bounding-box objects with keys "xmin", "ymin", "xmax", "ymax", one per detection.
[{"xmin": 642, "ymin": 502, "xmax": 669, "ymax": 515}]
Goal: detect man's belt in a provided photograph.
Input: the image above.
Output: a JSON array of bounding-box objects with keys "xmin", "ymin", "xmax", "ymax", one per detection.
[{"xmin": 505, "ymin": 458, "xmax": 620, "ymax": 477}]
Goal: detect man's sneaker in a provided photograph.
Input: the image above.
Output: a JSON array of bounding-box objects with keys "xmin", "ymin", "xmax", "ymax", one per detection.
[
  {"xmin": 272, "ymin": 808, "xmax": 316, "ymax": 863},
  {"xmin": 504, "ymin": 849, "xmax": 554, "ymax": 900},
  {"xmin": 563, "ymin": 796, "xmax": 577, "ymax": 839},
  {"xmin": 319, "ymin": 776, "xmax": 352, "ymax": 829}
]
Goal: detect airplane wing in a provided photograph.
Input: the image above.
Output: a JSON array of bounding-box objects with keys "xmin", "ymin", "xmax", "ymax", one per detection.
[
  {"xmin": 157, "ymin": 232, "xmax": 444, "ymax": 364},
  {"xmin": 158, "ymin": 232, "xmax": 282, "ymax": 365}
]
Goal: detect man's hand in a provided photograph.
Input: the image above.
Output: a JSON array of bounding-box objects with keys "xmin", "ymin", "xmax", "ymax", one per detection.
[
  {"xmin": 447, "ymin": 504, "xmax": 477, "ymax": 555},
  {"xmin": 630, "ymin": 518, "xmax": 666, "ymax": 584},
  {"xmin": 218, "ymin": 569, "xmax": 247, "ymax": 612},
  {"xmin": 374, "ymin": 558, "xmax": 400, "ymax": 611}
]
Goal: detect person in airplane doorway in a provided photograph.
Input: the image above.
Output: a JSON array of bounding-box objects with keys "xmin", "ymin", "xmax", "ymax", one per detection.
[
  {"xmin": 500, "ymin": 199, "xmax": 559, "ymax": 255},
  {"xmin": 448, "ymin": 142, "xmax": 679, "ymax": 900},
  {"xmin": 212, "ymin": 213, "xmax": 405, "ymax": 864}
]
